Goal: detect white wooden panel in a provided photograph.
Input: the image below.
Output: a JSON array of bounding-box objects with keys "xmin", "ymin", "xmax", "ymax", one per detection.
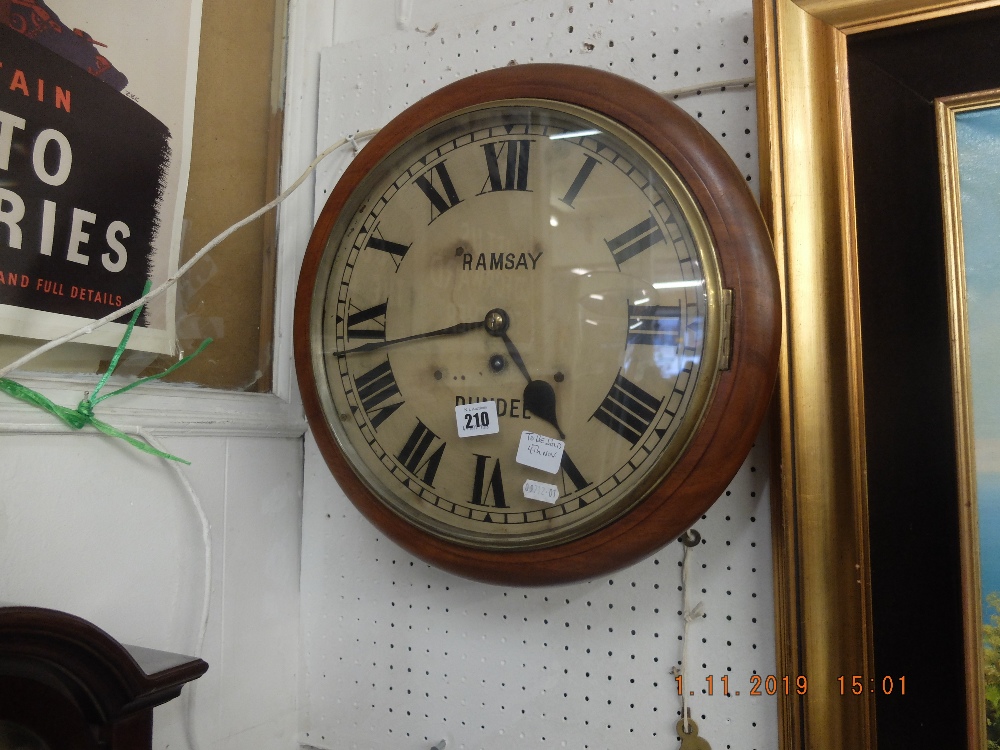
[
  {"xmin": 218, "ymin": 437, "xmax": 303, "ymax": 743},
  {"xmin": 0, "ymin": 433, "xmax": 302, "ymax": 750}
]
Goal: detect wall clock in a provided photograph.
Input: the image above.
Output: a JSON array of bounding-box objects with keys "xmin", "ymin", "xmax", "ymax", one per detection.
[{"xmin": 294, "ymin": 64, "xmax": 780, "ymax": 586}]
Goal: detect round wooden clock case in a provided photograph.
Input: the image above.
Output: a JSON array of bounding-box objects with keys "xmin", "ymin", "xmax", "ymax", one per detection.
[{"xmin": 294, "ymin": 64, "xmax": 780, "ymax": 586}]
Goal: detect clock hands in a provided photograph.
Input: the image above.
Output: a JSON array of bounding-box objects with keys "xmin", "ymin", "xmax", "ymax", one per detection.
[
  {"xmin": 498, "ymin": 331, "xmax": 532, "ymax": 383},
  {"xmin": 334, "ymin": 319, "xmax": 485, "ymax": 356},
  {"xmin": 497, "ymin": 331, "xmax": 564, "ymax": 438},
  {"xmin": 522, "ymin": 380, "xmax": 564, "ymax": 440},
  {"xmin": 335, "ymin": 307, "xmax": 515, "ymax": 356},
  {"xmin": 484, "ymin": 309, "xmax": 566, "ymax": 440},
  {"xmin": 336, "ymin": 306, "xmax": 566, "ymax": 438}
]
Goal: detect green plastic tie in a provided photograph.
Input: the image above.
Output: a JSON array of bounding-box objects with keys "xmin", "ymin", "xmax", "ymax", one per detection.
[{"xmin": 0, "ymin": 282, "xmax": 211, "ymax": 464}]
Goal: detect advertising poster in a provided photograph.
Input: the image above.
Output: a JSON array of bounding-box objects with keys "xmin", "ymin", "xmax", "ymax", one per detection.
[{"xmin": 0, "ymin": 0, "xmax": 203, "ymax": 353}]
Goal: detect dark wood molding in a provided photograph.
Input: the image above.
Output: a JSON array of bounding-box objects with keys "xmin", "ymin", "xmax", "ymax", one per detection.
[{"xmin": 0, "ymin": 606, "xmax": 207, "ymax": 749}]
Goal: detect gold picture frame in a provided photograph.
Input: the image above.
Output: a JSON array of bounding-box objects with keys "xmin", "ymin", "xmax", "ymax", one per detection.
[
  {"xmin": 937, "ymin": 88, "xmax": 1000, "ymax": 750},
  {"xmin": 755, "ymin": 1, "xmax": 1000, "ymax": 747}
]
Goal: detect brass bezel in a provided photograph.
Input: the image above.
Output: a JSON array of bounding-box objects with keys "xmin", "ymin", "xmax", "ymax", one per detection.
[{"xmin": 307, "ymin": 99, "xmax": 726, "ymax": 551}]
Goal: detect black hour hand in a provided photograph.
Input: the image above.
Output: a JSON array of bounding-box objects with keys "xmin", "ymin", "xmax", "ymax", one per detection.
[{"xmin": 523, "ymin": 379, "xmax": 565, "ymax": 440}]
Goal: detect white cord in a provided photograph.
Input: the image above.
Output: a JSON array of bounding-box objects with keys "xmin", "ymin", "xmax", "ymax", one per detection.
[
  {"xmin": 0, "ymin": 129, "xmax": 373, "ymax": 742},
  {"xmin": 659, "ymin": 76, "xmax": 755, "ymax": 100},
  {"xmin": 677, "ymin": 534, "xmax": 704, "ymax": 735},
  {"xmin": 396, "ymin": 0, "xmax": 414, "ymax": 29},
  {"xmin": 0, "ymin": 128, "xmax": 379, "ymax": 380}
]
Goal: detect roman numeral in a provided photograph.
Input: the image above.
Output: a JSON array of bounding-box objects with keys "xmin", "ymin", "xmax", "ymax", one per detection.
[
  {"xmin": 560, "ymin": 155, "xmax": 599, "ymax": 208},
  {"xmin": 397, "ymin": 420, "xmax": 446, "ymax": 486},
  {"xmin": 470, "ymin": 454, "xmax": 506, "ymax": 508},
  {"xmin": 627, "ymin": 302, "xmax": 681, "ymax": 346},
  {"xmin": 353, "ymin": 358, "xmax": 403, "ymax": 429},
  {"xmin": 345, "ymin": 300, "xmax": 387, "ymax": 341},
  {"xmin": 559, "ymin": 451, "xmax": 590, "ymax": 496},
  {"xmin": 605, "ymin": 214, "xmax": 666, "ymax": 267},
  {"xmin": 592, "ymin": 372, "xmax": 663, "ymax": 447},
  {"xmin": 480, "ymin": 140, "xmax": 531, "ymax": 193},
  {"xmin": 366, "ymin": 228, "xmax": 411, "ymax": 271},
  {"xmin": 414, "ymin": 161, "xmax": 462, "ymax": 223}
]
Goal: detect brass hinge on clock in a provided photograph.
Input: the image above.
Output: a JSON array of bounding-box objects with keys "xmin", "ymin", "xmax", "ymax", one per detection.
[{"xmin": 719, "ymin": 288, "xmax": 734, "ymax": 371}]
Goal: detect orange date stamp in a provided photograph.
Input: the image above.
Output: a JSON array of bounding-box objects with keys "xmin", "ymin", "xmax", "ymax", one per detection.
[
  {"xmin": 675, "ymin": 674, "xmax": 907, "ymax": 697},
  {"xmin": 675, "ymin": 674, "xmax": 809, "ymax": 697},
  {"xmin": 836, "ymin": 675, "xmax": 907, "ymax": 695}
]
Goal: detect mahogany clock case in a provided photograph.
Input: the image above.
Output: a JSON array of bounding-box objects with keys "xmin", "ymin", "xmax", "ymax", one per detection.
[{"xmin": 294, "ymin": 64, "xmax": 780, "ymax": 586}]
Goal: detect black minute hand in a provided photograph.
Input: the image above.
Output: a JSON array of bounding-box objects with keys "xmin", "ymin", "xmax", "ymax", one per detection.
[
  {"xmin": 500, "ymin": 331, "xmax": 566, "ymax": 440},
  {"xmin": 499, "ymin": 332, "xmax": 533, "ymax": 383},
  {"xmin": 334, "ymin": 320, "xmax": 485, "ymax": 357}
]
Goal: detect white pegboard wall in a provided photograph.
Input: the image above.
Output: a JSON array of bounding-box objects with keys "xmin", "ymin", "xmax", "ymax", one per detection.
[
  {"xmin": 314, "ymin": 0, "xmax": 759, "ymax": 219},
  {"xmin": 301, "ymin": 1, "xmax": 776, "ymax": 748},
  {"xmin": 302, "ymin": 437, "xmax": 775, "ymax": 749}
]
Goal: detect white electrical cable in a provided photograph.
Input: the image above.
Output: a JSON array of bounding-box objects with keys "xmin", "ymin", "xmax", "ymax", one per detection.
[
  {"xmin": 659, "ymin": 76, "xmax": 755, "ymax": 100},
  {"xmin": 119, "ymin": 132, "xmax": 376, "ymax": 750},
  {"xmin": 677, "ymin": 532, "xmax": 704, "ymax": 735},
  {"xmin": 396, "ymin": 0, "xmax": 414, "ymax": 29},
  {"xmin": 0, "ymin": 128, "xmax": 379, "ymax": 380},
  {"xmin": 0, "ymin": 129, "xmax": 374, "ymax": 743}
]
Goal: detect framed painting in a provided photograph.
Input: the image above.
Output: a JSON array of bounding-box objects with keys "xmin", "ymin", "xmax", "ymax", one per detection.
[
  {"xmin": 939, "ymin": 89, "xmax": 1000, "ymax": 750},
  {"xmin": 755, "ymin": 0, "xmax": 1000, "ymax": 748}
]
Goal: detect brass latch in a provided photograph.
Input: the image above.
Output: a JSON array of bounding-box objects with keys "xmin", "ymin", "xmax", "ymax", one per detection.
[{"xmin": 719, "ymin": 288, "xmax": 733, "ymax": 371}]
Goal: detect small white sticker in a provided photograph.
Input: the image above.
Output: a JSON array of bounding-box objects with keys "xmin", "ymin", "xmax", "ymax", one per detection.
[
  {"xmin": 515, "ymin": 431, "xmax": 565, "ymax": 474},
  {"xmin": 523, "ymin": 479, "xmax": 560, "ymax": 504},
  {"xmin": 455, "ymin": 400, "xmax": 500, "ymax": 437}
]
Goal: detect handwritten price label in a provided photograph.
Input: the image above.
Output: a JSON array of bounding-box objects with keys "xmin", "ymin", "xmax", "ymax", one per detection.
[{"xmin": 515, "ymin": 431, "xmax": 564, "ymax": 474}]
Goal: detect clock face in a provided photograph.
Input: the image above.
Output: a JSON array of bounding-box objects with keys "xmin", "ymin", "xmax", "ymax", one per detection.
[
  {"xmin": 296, "ymin": 64, "xmax": 780, "ymax": 584},
  {"xmin": 306, "ymin": 101, "xmax": 723, "ymax": 550}
]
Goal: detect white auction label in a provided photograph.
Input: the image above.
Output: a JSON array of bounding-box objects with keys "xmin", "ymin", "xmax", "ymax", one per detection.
[
  {"xmin": 523, "ymin": 479, "xmax": 559, "ymax": 504},
  {"xmin": 515, "ymin": 431, "xmax": 565, "ymax": 474},
  {"xmin": 455, "ymin": 400, "xmax": 500, "ymax": 437}
]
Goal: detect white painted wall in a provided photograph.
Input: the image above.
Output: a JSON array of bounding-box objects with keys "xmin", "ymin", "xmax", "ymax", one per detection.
[
  {"xmin": 0, "ymin": 0, "xmax": 314, "ymax": 732},
  {"xmin": 0, "ymin": 384, "xmax": 304, "ymax": 748}
]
